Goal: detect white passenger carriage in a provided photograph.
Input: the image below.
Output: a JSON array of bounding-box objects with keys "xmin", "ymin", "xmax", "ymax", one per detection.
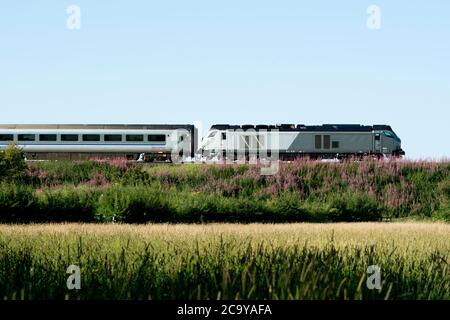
[{"xmin": 0, "ymin": 124, "xmax": 197, "ymax": 162}]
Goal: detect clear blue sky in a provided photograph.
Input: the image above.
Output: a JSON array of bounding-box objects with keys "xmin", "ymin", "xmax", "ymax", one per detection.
[{"xmin": 1, "ymin": 1, "xmax": 449, "ymax": 159}]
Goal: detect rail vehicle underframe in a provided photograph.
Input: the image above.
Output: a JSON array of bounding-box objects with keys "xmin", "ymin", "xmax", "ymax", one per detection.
[
  {"xmin": 203, "ymin": 149, "xmax": 404, "ymax": 162},
  {"xmin": 22, "ymin": 151, "xmax": 174, "ymax": 162}
]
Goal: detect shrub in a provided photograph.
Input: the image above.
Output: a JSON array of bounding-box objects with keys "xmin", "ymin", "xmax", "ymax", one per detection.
[
  {"xmin": 118, "ymin": 166, "xmax": 152, "ymax": 185},
  {"xmin": 36, "ymin": 186, "xmax": 98, "ymax": 221},
  {"xmin": 0, "ymin": 182, "xmax": 36, "ymax": 220},
  {"xmin": 326, "ymin": 191, "xmax": 382, "ymax": 222},
  {"xmin": 266, "ymin": 193, "xmax": 314, "ymax": 221},
  {"xmin": 0, "ymin": 144, "xmax": 27, "ymax": 181},
  {"xmin": 95, "ymin": 185, "xmax": 171, "ymax": 222},
  {"xmin": 440, "ymin": 179, "xmax": 450, "ymax": 198},
  {"xmin": 28, "ymin": 161, "xmax": 125, "ymax": 186}
]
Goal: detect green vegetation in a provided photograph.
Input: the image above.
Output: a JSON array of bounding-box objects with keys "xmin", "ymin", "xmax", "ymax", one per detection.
[
  {"xmin": 1, "ymin": 148, "xmax": 448, "ymax": 300},
  {"xmin": 0, "ymin": 223, "xmax": 448, "ymax": 300},
  {"xmin": 0, "ymin": 144, "xmax": 27, "ymax": 181},
  {"xmin": 0, "ymin": 145, "xmax": 449, "ymax": 222}
]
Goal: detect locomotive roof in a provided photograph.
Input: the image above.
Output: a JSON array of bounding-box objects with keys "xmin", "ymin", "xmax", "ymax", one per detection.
[{"xmin": 210, "ymin": 124, "xmax": 393, "ymax": 132}]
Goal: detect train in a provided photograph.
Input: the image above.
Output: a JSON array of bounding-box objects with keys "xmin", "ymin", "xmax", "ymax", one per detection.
[
  {"xmin": 199, "ymin": 124, "xmax": 405, "ymax": 160},
  {"xmin": 0, "ymin": 123, "xmax": 404, "ymax": 161}
]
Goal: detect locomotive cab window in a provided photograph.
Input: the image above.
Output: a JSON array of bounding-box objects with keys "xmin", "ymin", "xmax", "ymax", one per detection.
[
  {"xmin": 61, "ymin": 134, "xmax": 79, "ymax": 141},
  {"xmin": 82, "ymin": 134, "xmax": 100, "ymax": 142},
  {"xmin": 148, "ymin": 135, "xmax": 166, "ymax": 142},
  {"xmin": 222, "ymin": 132, "xmax": 227, "ymax": 140},
  {"xmin": 18, "ymin": 134, "xmax": 35, "ymax": 141},
  {"xmin": 105, "ymin": 134, "xmax": 122, "ymax": 142},
  {"xmin": 384, "ymin": 131, "xmax": 394, "ymax": 138},
  {"xmin": 0, "ymin": 134, "xmax": 14, "ymax": 141},
  {"xmin": 39, "ymin": 134, "xmax": 57, "ymax": 141}
]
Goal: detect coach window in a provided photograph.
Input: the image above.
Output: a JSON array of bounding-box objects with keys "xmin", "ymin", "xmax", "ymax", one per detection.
[
  {"xmin": 332, "ymin": 141, "xmax": 340, "ymax": 149},
  {"xmin": 126, "ymin": 134, "xmax": 144, "ymax": 142},
  {"xmin": 0, "ymin": 134, "xmax": 14, "ymax": 141},
  {"xmin": 148, "ymin": 135, "xmax": 166, "ymax": 142},
  {"xmin": 315, "ymin": 135, "xmax": 322, "ymax": 149},
  {"xmin": 323, "ymin": 135, "xmax": 331, "ymax": 149},
  {"xmin": 105, "ymin": 134, "xmax": 122, "ymax": 142},
  {"xmin": 39, "ymin": 134, "xmax": 57, "ymax": 141},
  {"xmin": 61, "ymin": 134, "xmax": 79, "ymax": 141},
  {"xmin": 18, "ymin": 134, "xmax": 35, "ymax": 141},
  {"xmin": 83, "ymin": 134, "xmax": 100, "ymax": 142}
]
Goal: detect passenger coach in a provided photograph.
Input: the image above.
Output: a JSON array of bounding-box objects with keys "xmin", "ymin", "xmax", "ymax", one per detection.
[{"xmin": 0, "ymin": 124, "xmax": 197, "ymax": 162}]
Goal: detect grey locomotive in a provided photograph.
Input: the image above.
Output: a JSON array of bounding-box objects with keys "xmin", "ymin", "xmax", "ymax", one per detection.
[{"xmin": 199, "ymin": 124, "xmax": 404, "ymax": 160}]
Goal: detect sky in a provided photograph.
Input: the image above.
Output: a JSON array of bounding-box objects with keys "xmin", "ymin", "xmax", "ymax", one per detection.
[{"xmin": 0, "ymin": 1, "xmax": 449, "ymax": 159}]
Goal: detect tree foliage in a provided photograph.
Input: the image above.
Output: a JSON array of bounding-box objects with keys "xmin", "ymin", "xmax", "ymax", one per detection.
[{"xmin": 0, "ymin": 144, "xmax": 27, "ymax": 181}]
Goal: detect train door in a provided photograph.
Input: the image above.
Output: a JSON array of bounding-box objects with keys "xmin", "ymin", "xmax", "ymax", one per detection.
[
  {"xmin": 244, "ymin": 135, "xmax": 250, "ymax": 161},
  {"xmin": 238, "ymin": 134, "xmax": 250, "ymax": 161},
  {"xmin": 255, "ymin": 133, "xmax": 265, "ymax": 159},
  {"xmin": 220, "ymin": 132, "xmax": 227, "ymax": 159},
  {"xmin": 374, "ymin": 133, "xmax": 382, "ymax": 153}
]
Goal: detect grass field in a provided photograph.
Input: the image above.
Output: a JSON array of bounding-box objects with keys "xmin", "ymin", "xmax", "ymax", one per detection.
[{"xmin": 0, "ymin": 222, "xmax": 449, "ymax": 300}]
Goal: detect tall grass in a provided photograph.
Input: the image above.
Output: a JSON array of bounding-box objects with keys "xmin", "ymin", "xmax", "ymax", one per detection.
[{"xmin": 0, "ymin": 223, "xmax": 448, "ymax": 300}]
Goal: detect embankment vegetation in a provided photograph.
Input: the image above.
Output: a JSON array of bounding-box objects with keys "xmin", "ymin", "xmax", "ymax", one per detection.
[{"xmin": 1, "ymin": 145, "xmax": 449, "ymax": 222}]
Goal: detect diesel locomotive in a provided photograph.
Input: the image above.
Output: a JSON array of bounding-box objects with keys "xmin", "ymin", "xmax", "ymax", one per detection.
[{"xmin": 199, "ymin": 124, "xmax": 404, "ymax": 160}]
